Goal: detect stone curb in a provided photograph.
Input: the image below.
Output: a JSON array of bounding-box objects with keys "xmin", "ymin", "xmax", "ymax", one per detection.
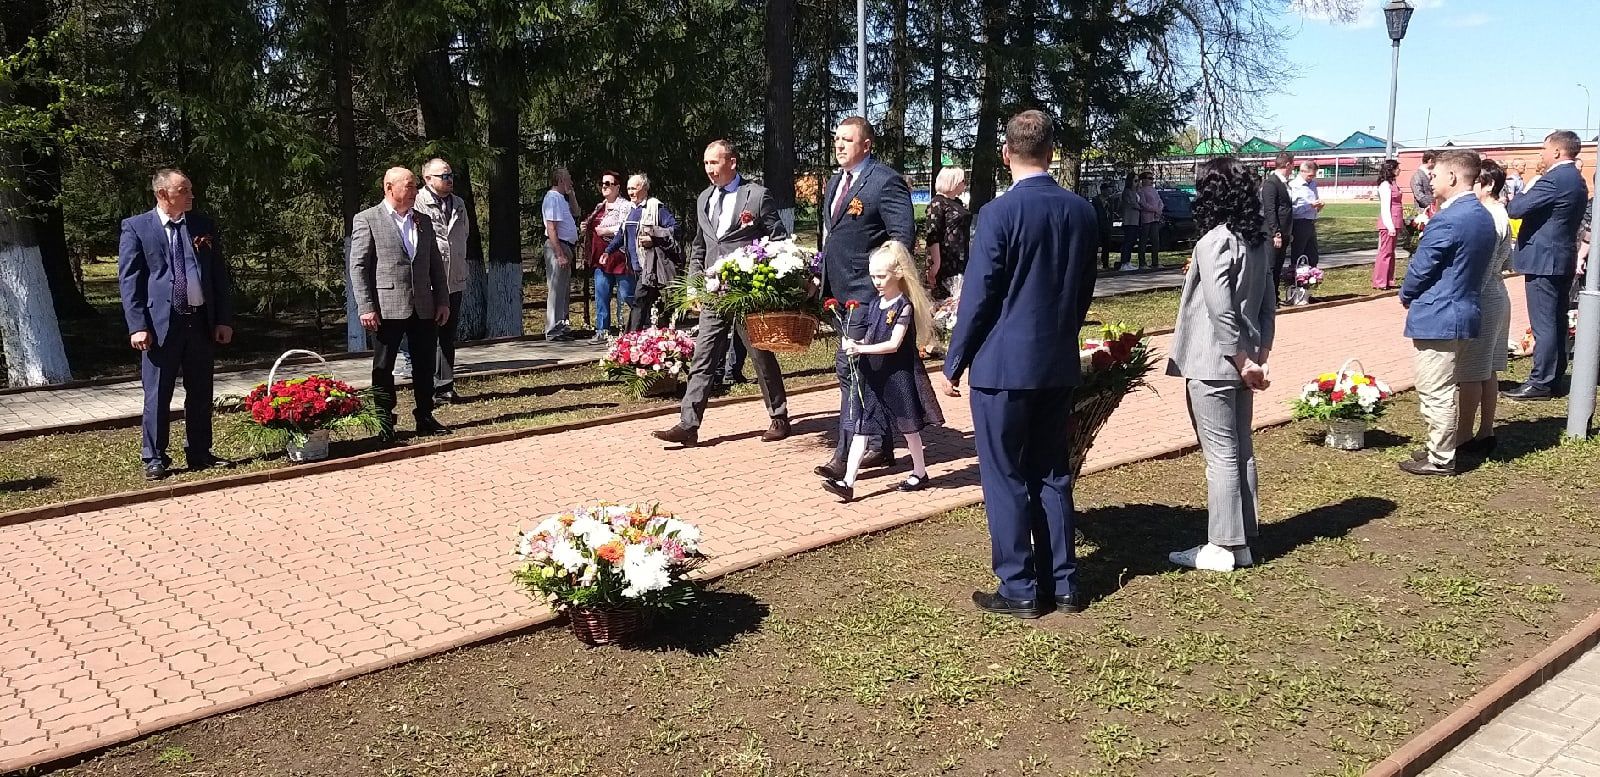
[{"xmin": 1364, "ymin": 608, "xmax": 1600, "ymax": 777}]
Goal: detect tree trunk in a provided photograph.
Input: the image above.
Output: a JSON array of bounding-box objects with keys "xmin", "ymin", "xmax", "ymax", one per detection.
[
  {"xmin": 883, "ymin": 0, "xmax": 910, "ymax": 171},
  {"xmin": 968, "ymin": 0, "xmax": 1007, "ymax": 212},
  {"xmin": 929, "ymin": 0, "xmax": 944, "ymax": 186},
  {"xmin": 764, "ymin": 0, "xmax": 798, "ymax": 233},
  {"xmin": 0, "ymin": 164, "xmax": 72, "ymax": 385},
  {"xmin": 326, "ymin": 0, "xmax": 367, "ymax": 352},
  {"xmin": 483, "ymin": 42, "xmax": 523, "ymax": 338},
  {"xmin": 412, "ymin": 40, "xmax": 489, "ymax": 340}
]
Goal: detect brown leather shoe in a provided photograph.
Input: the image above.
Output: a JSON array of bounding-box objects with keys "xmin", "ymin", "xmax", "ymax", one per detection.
[
  {"xmin": 762, "ymin": 417, "xmax": 791, "ymax": 442},
  {"xmin": 653, "ymin": 425, "xmax": 699, "ymax": 446}
]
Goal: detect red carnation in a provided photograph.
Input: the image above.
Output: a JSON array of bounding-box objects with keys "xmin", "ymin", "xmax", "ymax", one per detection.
[
  {"xmin": 1090, "ymin": 349, "xmax": 1114, "ymax": 371},
  {"xmin": 1330, "ymin": 390, "xmax": 1345, "ymax": 402},
  {"xmin": 846, "ymin": 300, "xmax": 860, "ymax": 310},
  {"xmin": 824, "ymin": 297, "xmax": 839, "ymax": 311},
  {"xmin": 1318, "ymin": 379, "xmax": 1336, "ymax": 392}
]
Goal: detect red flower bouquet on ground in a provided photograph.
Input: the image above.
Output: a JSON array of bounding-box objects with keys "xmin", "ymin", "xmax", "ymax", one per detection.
[
  {"xmin": 600, "ymin": 327, "xmax": 696, "ymax": 398},
  {"xmin": 240, "ymin": 374, "xmax": 382, "ymax": 461}
]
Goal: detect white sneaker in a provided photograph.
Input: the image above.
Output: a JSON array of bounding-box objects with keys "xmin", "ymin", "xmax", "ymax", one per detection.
[
  {"xmin": 1169, "ymin": 543, "xmax": 1246, "ymax": 572},
  {"xmin": 1118, "ymin": 263, "xmax": 1135, "ymax": 272}
]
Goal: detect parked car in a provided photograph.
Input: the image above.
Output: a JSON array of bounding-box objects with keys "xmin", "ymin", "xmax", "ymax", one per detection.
[{"xmin": 1109, "ymin": 187, "xmax": 1198, "ymax": 251}]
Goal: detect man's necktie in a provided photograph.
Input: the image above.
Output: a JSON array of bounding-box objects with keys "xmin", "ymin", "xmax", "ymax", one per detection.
[
  {"xmin": 169, "ymin": 220, "xmax": 190, "ymax": 311},
  {"xmin": 832, "ymin": 172, "xmax": 853, "ymax": 220},
  {"xmin": 709, "ymin": 189, "xmax": 724, "ymax": 236}
]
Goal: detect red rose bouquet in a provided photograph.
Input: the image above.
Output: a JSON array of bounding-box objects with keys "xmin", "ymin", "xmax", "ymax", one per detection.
[
  {"xmin": 600, "ymin": 327, "xmax": 696, "ymax": 397},
  {"xmin": 239, "ymin": 374, "xmax": 383, "ymax": 450},
  {"xmin": 1078, "ymin": 324, "xmax": 1156, "ymax": 394}
]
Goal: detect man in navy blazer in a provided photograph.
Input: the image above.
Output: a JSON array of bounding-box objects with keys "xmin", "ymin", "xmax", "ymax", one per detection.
[
  {"xmin": 815, "ymin": 117, "xmax": 916, "ymax": 479},
  {"xmin": 1398, "ymin": 149, "xmax": 1496, "ymax": 476},
  {"xmin": 943, "ymin": 110, "xmax": 1098, "ymax": 618},
  {"xmin": 118, "ymin": 168, "xmax": 234, "ymax": 480},
  {"xmin": 1504, "ymin": 130, "xmax": 1590, "ymax": 399}
]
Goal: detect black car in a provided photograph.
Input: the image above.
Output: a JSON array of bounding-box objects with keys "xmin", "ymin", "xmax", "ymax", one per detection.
[{"xmin": 1109, "ymin": 187, "xmax": 1198, "ymax": 251}]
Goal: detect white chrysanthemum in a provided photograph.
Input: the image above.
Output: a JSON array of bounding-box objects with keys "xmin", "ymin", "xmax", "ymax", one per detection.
[
  {"xmin": 736, "ymin": 253, "xmax": 757, "ymax": 273},
  {"xmin": 621, "ymin": 544, "xmax": 672, "ymax": 597},
  {"xmin": 1308, "ymin": 396, "xmax": 1324, "ymax": 406},
  {"xmin": 1375, "ymin": 379, "xmax": 1391, "ymax": 394},
  {"xmin": 705, "ymin": 277, "xmax": 721, "ymax": 293},
  {"xmin": 532, "ymin": 515, "xmax": 565, "ymax": 538},
  {"xmin": 1301, "ymin": 382, "xmax": 1319, "ymax": 398},
  {"xmin": 516, "ymin": 533, "xmax": 534, "ymax": 558},
  {"xmin": 769, "ymin": 254, "xmax": 806, "ymax": 275},
  {"xmin": 569, "ymin": 516, "xmax": 616, "ymax": 549},
  {"xmin": 549, "ymin": 538, "xmax": 586, "ymax": 574},
  {"xmin": 658, "ymin": 517, "xmax": 701, "ymax": 550},
  {"xmin": 1356, "ymin": 384, "xmax": 1380, "ymax": 404}
]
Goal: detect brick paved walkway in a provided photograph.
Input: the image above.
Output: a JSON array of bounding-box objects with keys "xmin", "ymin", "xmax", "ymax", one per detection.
[
  {"xmin": 0, "ymin": 280, "xmax": 1500, "ymax": 773},
  {"xmin": 1424, "ymin": 645, "xmax": 1600, "ymax": 777},
  {"xmin": 0, "ymin": 251, "xmax": 1378, "ymax": 438}
]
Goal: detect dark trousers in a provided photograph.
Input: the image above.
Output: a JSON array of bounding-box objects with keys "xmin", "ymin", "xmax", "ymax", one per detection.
[
  {"xmin": 970, "ymin": 386, "xmax": 1077, "ymax": 602},
  {"xmin": 373, "ymin": 315, "xmax": 438, "ymax": 424},
  {"xmin": 438, "ymin": 290, "xmax": 463, "ymax": 389},
  {"xmin": 1097, "ymin": 229, "xmax": 1113, "ymax": 268},
  {"xmin": 1526, "ymin": 273, "xmax": 1575, "ymax": 391},
  {"xmin": 1271, "ymin": 240, "xmax": 1290, "ymax": 296},
  {"xmin": 1120, "ymin": 222, "xmax": 1159, "ymax": 266},
  {"xmin": 627, "ymin": 284, "xmax": 672, "ymax": 332},
  {"xmin": 1291, "ymin": 218, "xmax": 1319, "ymax": 267},
  {"xmin": 834, "ymin": 343, "xmax": 894, "ymax": 462},
  {"xmin": 140, "ymin": 309, "xmax": 215, "ymax": 464}
]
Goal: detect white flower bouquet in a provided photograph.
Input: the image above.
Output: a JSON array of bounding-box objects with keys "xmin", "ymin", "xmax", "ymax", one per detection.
[{"xmin": 513, "ymin": 503, "xmax": 705, "ymax": 618}]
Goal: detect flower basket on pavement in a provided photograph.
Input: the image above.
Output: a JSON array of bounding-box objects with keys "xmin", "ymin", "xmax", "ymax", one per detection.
[
  {"xmin": 513, "ymin": 503, "xmax": 705, "ymax": 647},
  {"xmin": 1290, "ymin": 358, "xmax": 1393, "ymax": 451},
  {"xmin": 1068, "ymin": 325, "xmax": 1157, "ymax": 478},
  {"xmin": 599, "ymin": 327, "xmax": 695, "ymax": 398},
  {"xmin": 685, "ymin": 237, "xmax": 820, "ymax": 353},
  {"xmin": 239, "ymin": 350, "xmax": 383, "ymax": 462}
]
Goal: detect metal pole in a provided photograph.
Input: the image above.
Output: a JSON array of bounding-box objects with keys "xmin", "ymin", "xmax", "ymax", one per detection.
[
  {"xmin": 1581, "ymin": 84, "xmax": 1592, "ymax": 140},
  {"xmin": 1566, "ymin": 167, "xmax": 1600, "ymax": 438},
  {"xmin": 856, "ymin": 0, "xmax": 867, "ymax": 117},
  {"xmin": 1386, "ymin": 41, "xmax": 1401, "ymax": 159}
]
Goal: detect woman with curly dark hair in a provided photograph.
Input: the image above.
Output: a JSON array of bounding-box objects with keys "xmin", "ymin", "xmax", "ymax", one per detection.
[
  {"xmin": 1373, "ymin": 159, "xmax": 1403, "ymax": 289},
  {"xmin": 1164, "ymin": 156, "xmax": 1276, "ymax": 572}
]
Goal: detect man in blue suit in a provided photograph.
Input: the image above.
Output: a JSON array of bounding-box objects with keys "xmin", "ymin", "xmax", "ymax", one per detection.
[
  {"xmin": 1504, "ymin": 130, "xmax": 1590, "ymax": 399},
  {"xmin": 815, "ymin": 117, "xmax": 916, "ymax": 480},
  {"xmin": 943, "ymin": 110, "xmax": 1098, "ymax": 618},
  {"xmin": 1398, "ymin": 149, "xmax": 1497, "ymax": 476},
  {"xmin": 118, "ymin": 168, "xmax": 234, "ymax": 480}
]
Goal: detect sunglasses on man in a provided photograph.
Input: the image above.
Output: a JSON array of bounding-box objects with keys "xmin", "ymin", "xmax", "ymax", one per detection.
[{"xmin": 428, "ymin": 172, "xmax": 455, "ymax": 181}]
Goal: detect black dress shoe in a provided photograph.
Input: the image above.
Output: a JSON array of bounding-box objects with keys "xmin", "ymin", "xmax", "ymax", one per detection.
[
  {"xmin": 1054, "ymin": 594, "xmax": 1085, "ymax": 613},
  {"xmin": 1399, "ymin": 458, "xmax": 1456, "ymax": 477},
  {"xmin": 814, "ymin": 459, "xmax": 846, "ymax": 480},
  {"xmin": 972, "ymin": 590, "xmax": 1045, "ymax": 619},
  {"xmin": 144, "ymin": 460, "xmax": 169, "ymax": 481},
  {"xmin": 859, "ymin": 450, "xmax": 898, "ymax": 470},
  {"xmin": 187, "ymin": 452, "xmax": 232, "ymax": 471},
  {"xmin": 1459, "ymin": 436, "xmax": 1497, "ymax": 455},
  {"xmin": 653, "ymin": 425, "xmax": 699, "ymax": 446},
  {"xmin": 896, "ymin": 474, "xmax": 931, "ymax": 492},
  {"xmin": 415, "ymin": 417, "xmax": 452, "ymax": 436},
  {"xmin": 1501, "ymin": 383, "xmax": 1554, "ymax": 400},
  {"xmin": 821, "ymin": 478, "xmax": 855, "ymax": 502}
]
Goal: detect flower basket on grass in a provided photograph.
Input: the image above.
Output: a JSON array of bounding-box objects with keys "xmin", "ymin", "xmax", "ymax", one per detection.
[
  {"xmin": 1290, "ymin": 358, "xmax": 1393, "ymax": 450},
  {"xmin": 239, "ymin": 350, "xmax": 383, "ymax": 462},
  {"xmin": 1282, "ymin": 259, "xmax": 1323, "ymax": 307},
  {"xmin": 513, "ymin": 503, "xmax": 705, "ymax": 647},
  {"xmin": 599, "ymin": 327, "xmax": 695, "ymax": 398},
  {"xmin": 681, "ymin": 237, "xmax": 820, "ymax": 353},
  {"xmin": 1068, "ymin": 325, "xmax": 1157, "ymax": 478}
]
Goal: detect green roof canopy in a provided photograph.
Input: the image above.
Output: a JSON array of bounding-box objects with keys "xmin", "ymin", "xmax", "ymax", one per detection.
[
  {"xmin": 1193, "ymin": 137, "xmax": 1238, "ymax": 154},
  {"xmin": 1334, "ymin": 131, "xmax": 1390, "ymax": 150},
  {"xmin": 1283, "ymin": 134, "xmax": 1333, "ymax": 152},
  {"xmin": 1240, "ymin": 137, "xmax": 1282, "ymax": 153}
]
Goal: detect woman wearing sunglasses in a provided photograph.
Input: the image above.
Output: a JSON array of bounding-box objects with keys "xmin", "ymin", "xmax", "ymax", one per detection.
[{"xmin": 580, "ymin": 172, "xmax": 636, "ymax": 342}]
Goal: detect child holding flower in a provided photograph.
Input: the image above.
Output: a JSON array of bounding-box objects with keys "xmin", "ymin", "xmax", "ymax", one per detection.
[{"xmin": 822, "ymin": 242, "xmax": 944, "ymax": 502}]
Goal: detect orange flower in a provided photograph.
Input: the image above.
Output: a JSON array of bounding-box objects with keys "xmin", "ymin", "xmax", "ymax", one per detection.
[
  {"xmin": 596, "ymin": 541, "xmax": 624, "ymax": 564},
  {"xmin": 847, "ymin": 198, "xmax": 864, "ymax": 217}
]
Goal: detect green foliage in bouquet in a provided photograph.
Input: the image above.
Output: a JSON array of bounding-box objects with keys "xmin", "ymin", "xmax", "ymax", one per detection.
[{"xmin": 671, "ymin": 238, "xmax": 821, "ymax": 319}]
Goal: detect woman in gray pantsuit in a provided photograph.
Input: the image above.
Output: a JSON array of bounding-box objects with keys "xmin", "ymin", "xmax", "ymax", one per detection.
[
  {"xmin": 1454, "ymin": 159, "xmax": 1512, "ymax": 455},
  {"xmin": 1165, "ymin": 157, "xmax": 1277, "ymax": 573}
]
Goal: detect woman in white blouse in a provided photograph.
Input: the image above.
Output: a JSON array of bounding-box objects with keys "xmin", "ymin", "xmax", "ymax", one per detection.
[{"xmin": 1373, "ymin": 159, "xmax": 1402, "ymax": 289}]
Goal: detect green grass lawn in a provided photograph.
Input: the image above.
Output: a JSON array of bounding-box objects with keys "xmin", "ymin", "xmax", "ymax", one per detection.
[{"xmin": 45, "ymin": 359, "xmax": 1600, "ymax": 777}]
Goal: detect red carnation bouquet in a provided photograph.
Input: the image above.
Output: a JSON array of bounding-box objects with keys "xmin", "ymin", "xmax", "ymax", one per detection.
[
  {"xmin": 239, "ymin": 374, "xmax": 383, "ymax": 449},
  {"xmin": 1079, "ymin": 324, "xmax": 1156, "ymax": 394}
]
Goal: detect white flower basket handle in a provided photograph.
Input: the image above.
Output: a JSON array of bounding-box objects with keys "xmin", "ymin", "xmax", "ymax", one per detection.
[
  {"xmin": 267, "ymin": 349, "xmax": 331, "ymax": 387},
  {"xmin": 1334, "ymin": 357, "xmax": 1366, "ymax": 388}
]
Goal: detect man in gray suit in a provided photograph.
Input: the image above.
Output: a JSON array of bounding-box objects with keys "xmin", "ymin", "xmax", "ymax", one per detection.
[
  {"xmin": 653, "ymin": 140, "xmax": 790, "ymax": 447},
  {"xmin": 349, "ymin": 167, "xmax": 452, "ymax": 439}
]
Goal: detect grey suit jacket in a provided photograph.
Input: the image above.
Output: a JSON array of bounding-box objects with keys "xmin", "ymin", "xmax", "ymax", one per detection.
[
  {"xmin": 1166, "ymin": 224, "xmax": 1277, "ymax": 382},
  {"xmin": 414, "ymin": 187, "xmax": 469, "ymax": 293},
  {"xmin": 689, "ymin": 178, "xmax": 789, "ymax": 276},
  {"xmin": 348, "ymin": 203, "xmax": 449, "ymax": 320}
]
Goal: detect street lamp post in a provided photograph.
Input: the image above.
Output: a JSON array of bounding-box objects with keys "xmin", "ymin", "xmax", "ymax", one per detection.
[
  {"xmin": 1569, "ymin": 167, "xmax": 1600, "ymax": 439},
  {"xmin": 1383, "ymin": 0, "xmax": 1415, "ymax": 160},
  {"xmin": 1580, "ymin": 83, "xmax": 1592, "ymax": 140},
  {"xmin": 856, "ymin": 0, "xmax": 866, "ymax": 117}
]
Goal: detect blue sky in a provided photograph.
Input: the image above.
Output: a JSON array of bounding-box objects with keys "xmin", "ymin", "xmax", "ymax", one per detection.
[{"xmin": 1256, "ymin": 0, "xmax": 1600, "ymax": 148}]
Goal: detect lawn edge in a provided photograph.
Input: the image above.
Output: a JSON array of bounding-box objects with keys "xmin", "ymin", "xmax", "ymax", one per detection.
[{"xmin": 1363, "ymin": 608, "xmax": 1600, "ymax": 777}]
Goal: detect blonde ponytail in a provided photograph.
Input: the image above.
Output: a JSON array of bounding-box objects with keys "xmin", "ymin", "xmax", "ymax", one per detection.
[{"xmin": 868, "ymin": 241, "xmax": 937, "ymax": 350}]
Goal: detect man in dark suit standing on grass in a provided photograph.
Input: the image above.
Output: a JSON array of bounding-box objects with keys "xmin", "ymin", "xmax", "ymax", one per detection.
[
  {"xmin": 1504, "ymin": 130, "xmax": 1590, "ymax": 400},
  {"xmin": 1259, "ymin": 152, "xmax": 1294, "ymax": 297},
  {"xmin": 119, "ymin": 168, "xmax": 235, "ymax": 481},
  {"xmin": 943, "ymin": 110, "xmax": 1098, "ymax": 619},
  {"xmin": 815, "ymin": 116, "xmax": 916, "ymax": 480}
]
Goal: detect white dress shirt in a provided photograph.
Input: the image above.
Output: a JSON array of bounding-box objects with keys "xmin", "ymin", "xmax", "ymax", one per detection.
[
  {"xmin": 384, "ymin": 201, "xmax": 418, "ymax": 259},
  {"xmin": 157, "ymin": 208, "xmax": 205, "ymax": 305},
  {"xmin": 709, "ymin": 176, "xmax": 741, "ymax": 237}
]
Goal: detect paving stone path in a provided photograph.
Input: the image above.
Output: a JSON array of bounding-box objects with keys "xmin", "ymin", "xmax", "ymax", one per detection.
[
  {"xmin": 1424, "ymin": 646, "xmax": 1600, "ymax": 777},
  {"xmin": 5, "ymin": 274, "xmax": 1540, "ymax": 775},
  {"xmin": 0, "ymin": 251, "xmax": 1380, "ymax": 438}
]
